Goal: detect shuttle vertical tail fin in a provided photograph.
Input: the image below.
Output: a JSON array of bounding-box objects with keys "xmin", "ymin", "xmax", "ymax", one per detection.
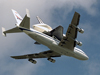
[
  {"xmin": 12, "ymin": 9, "xmax": 23, "ymax": 25},
  {"xmin": 12, "ymin": 9, "xmax": 30, "ymax": 29},
  {"xmin": 36, "ymin": 16, "xmax": 44, "ymax": 24}
]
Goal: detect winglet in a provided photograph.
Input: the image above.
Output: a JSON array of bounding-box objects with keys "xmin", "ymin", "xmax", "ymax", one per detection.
[
  {"xmin": 2, "ymin": 27, "xmax": 6, "ymax": 37},
  {"xmin": 26, "ymin": 9, "xmax": 30, "ymax": 18}
]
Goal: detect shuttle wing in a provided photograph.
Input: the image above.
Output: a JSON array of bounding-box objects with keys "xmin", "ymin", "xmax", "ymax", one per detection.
[
  {"xmin": 59, "ymin": 12, "xmax": 80, "ymax": 51},
  {"xmin": 45, "ymin": 26, "xmax": 63, "ymax": 41},
  {"xmin": 11, "ymin": 50, "xmax": 61, "ymax": 59}
]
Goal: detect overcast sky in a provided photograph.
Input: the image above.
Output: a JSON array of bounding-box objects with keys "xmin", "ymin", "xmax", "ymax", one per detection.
[{"xmin": 0, "ymin": 0, "xmax": 100, "ymax": 75}]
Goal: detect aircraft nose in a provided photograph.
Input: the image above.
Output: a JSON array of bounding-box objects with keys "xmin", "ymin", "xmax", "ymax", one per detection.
[{"xmin": 84, "ymin": 55, "xmax": 89, "ymax": 60}]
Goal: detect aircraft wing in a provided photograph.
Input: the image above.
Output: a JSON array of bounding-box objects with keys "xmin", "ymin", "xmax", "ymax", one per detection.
[
  {"xmin": 11, "ymin": 50, "xmax": 61, "ymax": 59},
  {"xmin": 59, "ymin": 12, "xmax": 80, "ymax": 51}
]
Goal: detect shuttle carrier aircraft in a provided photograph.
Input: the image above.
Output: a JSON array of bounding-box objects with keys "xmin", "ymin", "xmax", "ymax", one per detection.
[{"xmin": 2, "ymin": 9, "xmax": 89, "ymax": 64}]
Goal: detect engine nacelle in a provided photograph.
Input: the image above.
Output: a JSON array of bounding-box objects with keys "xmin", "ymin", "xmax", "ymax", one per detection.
[
  {"xmin": 76, "ymin": 40, "xmax": 82, "ymax": 46},
  {"xmin": 47, "ymin": 58, "xmax": 56, "ymax": 63},
  {"xmin": 28, "ymin": 59, "xmax": 37, "ymax": 64},
  {"xmin": 77, "ymin": 27, "xmax": 84, "ymax": 33}
]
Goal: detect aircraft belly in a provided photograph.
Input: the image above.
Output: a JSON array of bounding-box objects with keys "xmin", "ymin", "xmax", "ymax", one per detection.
[
  {"xmin": 24, "ymin": 30, "xmax": 53, "ymax": 47},
  {"xmin": 24, "ymin": 30, "xmax": 74, "ymax": 57},
  {"xmin": 36, "ymin": 35, "xmax": 53, "ymax": 46},
  {"xmin": 49, "ymin": 42, "xmax": 74, "ymax": 57}
]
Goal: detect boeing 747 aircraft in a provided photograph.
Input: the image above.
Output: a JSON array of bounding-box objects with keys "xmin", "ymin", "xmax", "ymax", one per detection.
[{"xmin": 2, "ymin": 9, "xmax": 89, "ymax": 64}]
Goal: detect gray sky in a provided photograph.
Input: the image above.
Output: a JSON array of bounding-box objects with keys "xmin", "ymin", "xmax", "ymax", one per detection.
[{"xmin": 0, "ymin": 0, "xmax": 100, "ymax": 75}]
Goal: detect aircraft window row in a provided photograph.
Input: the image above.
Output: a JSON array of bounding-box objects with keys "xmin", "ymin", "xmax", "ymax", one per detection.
[
  {"xmin": 75, "ymin": 48, "xmax": 84, "ymax": 53},
  {"xmin": 33, "ymin": 30, "xmax": 60, "ymax": 43},
  {"xmin": 34, "ymin": 31, "xmax": 53, "ymax": 39},
  {"xmin": 76, "ymin": 49, "xmax": 85, "ymax": 54},
  {"xmin": 54, "ymin": 39, "xmax": 60, "ymax": 43}
]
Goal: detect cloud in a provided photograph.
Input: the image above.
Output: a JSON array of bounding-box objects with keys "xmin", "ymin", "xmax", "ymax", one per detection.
[
  {"xmin": 44, "ymin": 0, "xmax": 98, "ymax": 15},
  {"xmin": 78, "ymin": 22, "xmax": 100, "ymax": 46},
  {"xmin": 0, "ymin": 59, "xmax": 44, "ymax": 75},
  {"xmin": 0, "ymin": 0, "xmax": 99, "ymax": 75},
  {"xmin": 83, "ymin": 60, "xmax": 100, "ymax": 75}
]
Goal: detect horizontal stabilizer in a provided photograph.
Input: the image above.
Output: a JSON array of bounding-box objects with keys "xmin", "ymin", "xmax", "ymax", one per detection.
[
  {"xmin": 26, "ymin": 9, "xmax": 30, "ymax": 18},
  {"xmin": 19, "ymin": 9, "xmax": 30, "ymax": 29},
  {"xmin": 2, "ymin": 27, "xmax": 22, "ymax": 36}
]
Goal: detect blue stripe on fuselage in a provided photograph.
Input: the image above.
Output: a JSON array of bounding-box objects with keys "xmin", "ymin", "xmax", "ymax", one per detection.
[
  {"xmin": 19, "ymin": 27, "xmax": 60, "ymax": 43},
  {"xmin": 19, "ymin": 28, "xmax": 32, "ymax": 32}
]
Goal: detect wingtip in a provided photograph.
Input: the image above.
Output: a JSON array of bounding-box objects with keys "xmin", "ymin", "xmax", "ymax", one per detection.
[
  {"xmin": 26, "ymin": 8, "xmax": 30, "ymax": 18},
  {"xmin": 10, "ymin": 56, "xmax": 13, "ymax": 58},
  {"xmin": 75, "ymin": 11, "xmax": 80, "ymax": 16},
  {"xmin": 10, "ymin": 56, "xmax": 16, "ymax": 59},
  {"xmin": 2, "ymin": 27, "xmax": 6, "ymax": 37}
]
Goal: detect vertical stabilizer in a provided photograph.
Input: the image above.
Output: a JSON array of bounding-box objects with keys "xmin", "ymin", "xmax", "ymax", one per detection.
[
  {"xmin": 1, "ymin": 27, "xmax": 23, "ymax": 36},
  {"xmin": 12, "ymin": 9, "xmax": 23, "ymax": 25}
]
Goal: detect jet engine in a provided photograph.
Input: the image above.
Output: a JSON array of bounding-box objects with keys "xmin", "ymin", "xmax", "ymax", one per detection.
[
  {"xmin": 33, "ymin": 24, "xmax": 52, "ymax": 33},
  {"xmin": 47, "ymin": 58, "xmax": 56, "ymax": 63},
  {"xmin": 28, "ymin": 59, "xmax": 37, "ymax": 64},
  {"xmin": 75, "ymin": 40, "xmax": 82, "ymax": 46},
  {"xmin": 77, "ymin": 27, "xmax": 84, "ymax": 33}
]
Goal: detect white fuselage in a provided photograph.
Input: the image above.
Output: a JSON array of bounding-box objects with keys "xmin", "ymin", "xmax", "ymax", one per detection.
[{"xmin": 21, "ymin": 27, "xmax": 88, "ymax": 60}]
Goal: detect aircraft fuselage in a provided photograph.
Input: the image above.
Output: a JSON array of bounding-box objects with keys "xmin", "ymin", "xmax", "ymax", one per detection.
[{"xmin": 21, "ymin": 27, "xmax": 88, "ymax": 60}]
